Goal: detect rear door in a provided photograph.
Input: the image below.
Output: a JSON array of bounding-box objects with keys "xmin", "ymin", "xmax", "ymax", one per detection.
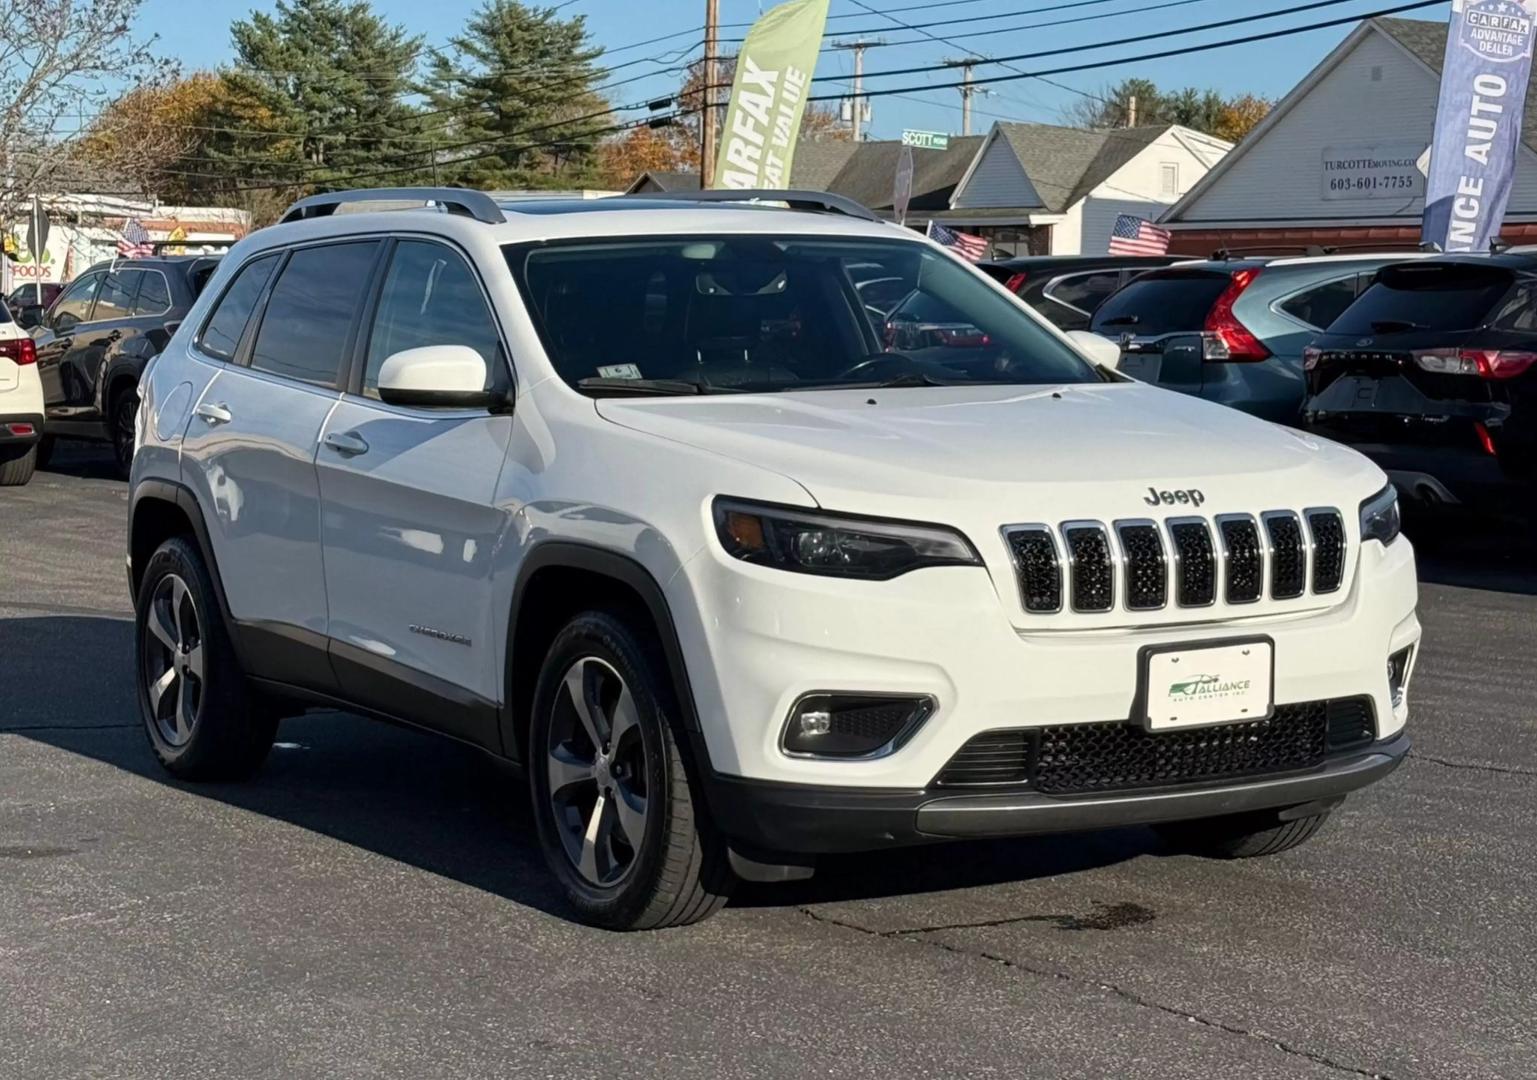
[
  {"xmin": 314, "ymin": 237, "xmax": 514, "ymax": 747},
  {"xmin": 181, "ymin": 240, "xmax": 384, "ymax": 691}
]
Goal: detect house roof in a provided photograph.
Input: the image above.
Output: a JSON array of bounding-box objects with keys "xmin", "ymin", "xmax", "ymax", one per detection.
[
  {"xmin": 623, "ymin": 171, "xmax": 702, "ymax": 194},
  {"xmin": 988, "ymin": 123, "xmax": 1174, "ymax": 213},
  {"xmin": 1374, "ymin": 16, "xmax": 1537, "ymax": 150}
]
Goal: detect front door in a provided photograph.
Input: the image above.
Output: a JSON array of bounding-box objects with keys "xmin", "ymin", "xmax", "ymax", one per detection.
[
  {"xmin": 181, "ymin": 240, "xmax": 384, "ymax": 691},
  {"xmin": 314, "ymin": 238, "xmax": 514, "ymax": 749}
]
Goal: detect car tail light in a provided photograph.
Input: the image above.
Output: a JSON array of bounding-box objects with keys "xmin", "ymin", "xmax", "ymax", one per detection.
[
  {"xmin": 1203, "ymin": 268, "xmax": 1270, "ymax": 362},
  {"xmin": 1412, "ymin": 347, "xmax": 1537, "ymax": 379},
  {"xmin": 1003, "ymin": 272, "xmax": 1029, "ymax": 294},
  {"xmin": 1475, "ymin": 421, "xmax": 1498, "ymax": 457},
  {"xmin": 1303, "ymin": 345, "xmax": 1323, "ymax": 371},
  {"xmin": 5, "ymin": 422, "xmax": 34, "ymax": 437},
  {"xmin": 0, "ymin": 337, "xmax": 36, "ymax": 365}
]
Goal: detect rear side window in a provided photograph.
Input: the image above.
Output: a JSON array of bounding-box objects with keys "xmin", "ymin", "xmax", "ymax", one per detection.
[
  {"xmin": 249, "ymin": 242, "xmax": 381, "ymax": 388},
  {"xmin": 1329, "ymin": 263, "xmax": 1514, "ymax": 334},
  {"xmin": 1091, "ymin": 270, "xmax": 1233, "ymax": 335},
  {"xmin": 134, "ymin": 270, "xmax": 171, "ymax": 316},
  {"xmin": 1278, "ymin": 275, "xmax": 1361, "ymax": 330},
  {"xmin": 1045, "ymin": 271, "xmax": 1122, "ymax": 315},
  {"xmin": 198, "ymin": 255, "xmax": 279, "ymax": 362}
]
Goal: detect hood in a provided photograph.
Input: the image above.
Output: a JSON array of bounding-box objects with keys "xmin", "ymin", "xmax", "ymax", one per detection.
[{"xmin": 596, "ymin": 382, "xmax": 1380, "ymax": 514}]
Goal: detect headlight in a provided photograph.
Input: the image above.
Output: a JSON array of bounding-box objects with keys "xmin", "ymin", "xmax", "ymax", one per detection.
[
  {"xmin": 713, "ymin": 498, "xmax": 981, "ymax": 579},
  {"xmin": 1358, "ymin": 484, "xmax": 1401, "ymax": 546}
]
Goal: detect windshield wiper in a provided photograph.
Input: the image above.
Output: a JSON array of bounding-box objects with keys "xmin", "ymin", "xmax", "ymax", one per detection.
[
  {"xmin": 804, "ymin": 372, "xmax": 956, "ymax": 391},
  {"xmin": 1369, "ymin": 319, "xmax": 1426, "ymax": 334},
  {"xmin": 576, "ymin": 377, "xmax": 745, "ymax": 397},
  {"xmin": 1098, "ymin": 315, "xmax": 1140, "ymax": 327}
]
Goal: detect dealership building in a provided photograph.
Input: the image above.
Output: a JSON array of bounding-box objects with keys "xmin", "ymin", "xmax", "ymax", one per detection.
[{"xmin": 1161, "ymin": 16, "xmax": 1537, "ymax": 253}]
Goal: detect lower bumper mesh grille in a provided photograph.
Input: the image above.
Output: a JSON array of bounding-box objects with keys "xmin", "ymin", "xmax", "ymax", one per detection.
[{"xmin": 934, "ymin": 697, "xmax": 1377, "ymax": 794}]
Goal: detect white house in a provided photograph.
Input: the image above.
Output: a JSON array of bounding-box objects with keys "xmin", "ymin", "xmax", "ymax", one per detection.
[{"xmin": 1160, "ymin": 16, "xmax": 1537, "ymax": 252}]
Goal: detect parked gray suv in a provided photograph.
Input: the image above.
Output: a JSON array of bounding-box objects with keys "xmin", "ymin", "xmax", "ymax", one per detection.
[{"xmin": 1091, "ymin": 251, "xmax": 1427, "ymax": 424}]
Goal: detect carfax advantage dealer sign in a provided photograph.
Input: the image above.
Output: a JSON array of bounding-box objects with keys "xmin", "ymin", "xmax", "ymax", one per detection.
[{"xmin": 1422, "ymin": 0, "xmax": 1537, "ymax": 252}]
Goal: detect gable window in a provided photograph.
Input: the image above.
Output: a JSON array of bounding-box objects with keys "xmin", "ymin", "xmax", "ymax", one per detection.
[{"xmin": 1160, "ymin": 163, "xmax": 1180, "ymax": 197}]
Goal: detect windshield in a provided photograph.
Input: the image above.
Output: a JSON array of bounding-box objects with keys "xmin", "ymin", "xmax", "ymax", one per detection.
[
  {"xmin": 1091, "ymin": 270, "xmax": 1233, "ymax": 337},
  {"xmin": 506, "ymin": 236, "xmax": 1099, "ymax": 394},
  {"xmin": 1327, "ymin": 262, "xmax": 1515, "ymax": 334}
]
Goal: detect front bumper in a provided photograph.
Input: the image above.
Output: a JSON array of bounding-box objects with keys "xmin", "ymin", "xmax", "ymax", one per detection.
[
  {"xmin": 0, "ymin": 412, "xmax": 43, "ymax": 446},
  {"xmin": 708, "ymin": 732, "xmax": 1409, "ymax": 855}
]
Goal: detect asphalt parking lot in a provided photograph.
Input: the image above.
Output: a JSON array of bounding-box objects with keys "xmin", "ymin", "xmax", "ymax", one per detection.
[{"xmin": 3, "ymin": 444, "xmax": 1534, "ymax": 1080}]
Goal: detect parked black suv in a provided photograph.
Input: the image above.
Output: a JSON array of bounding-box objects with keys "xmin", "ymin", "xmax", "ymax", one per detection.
[
  {"xmin": 977, "ymin": 255, "xmax": 1182, "ymax": 330},
  {"xmin": 33, "ymin": 255, "xmax": 222, "ymax": 476},
  {"xmin": 1304, "ymin": 254, "xmax": 1537, "ymax": 512}
]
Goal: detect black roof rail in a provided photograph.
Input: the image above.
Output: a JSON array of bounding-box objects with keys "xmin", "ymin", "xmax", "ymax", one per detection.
[
  {"xmin": 626, "ymin": 188, "xmax": 882, "ymax": 222},
  {"xmin": 278, "ymin": 187, "xmax": 505, "ymax": 226},
  {"xmin": 1210, "ymin": 245, "xmax": 1313, "ymax": 259},
  {"xmin": 147, "ymin": 238, "xmax": 235, "ymax": 252}
]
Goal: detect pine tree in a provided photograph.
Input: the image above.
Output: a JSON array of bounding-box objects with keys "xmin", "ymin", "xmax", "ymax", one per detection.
[
  {"xmin": 208, "ymin": 0, "xmax": 428, "ymax": 194},
  {"xmin": 421, "ymin": 0, "xmax": 609, "ymax": 189}
]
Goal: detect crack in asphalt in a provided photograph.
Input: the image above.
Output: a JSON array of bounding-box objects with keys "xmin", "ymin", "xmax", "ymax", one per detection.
[
  {"xmin": 800, "ymin": 906, "xmax": 1398, "ymax": 1080},
  {"xmin": 1408, "ymin": 751, "xmax": 1537, "ymax": 778}
]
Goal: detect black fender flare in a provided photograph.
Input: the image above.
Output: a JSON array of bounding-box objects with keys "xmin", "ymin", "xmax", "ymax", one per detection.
[
  {"xmin": 98, "ymin": 353, "xmax": 148, "ymax": 417},
  {"xmin": 505, "ymin": 541, "xmax": 705, "ymax": 760},
  {"xmin": 128, "ymin": 478, "xmax": 237, "ymax": 637}
]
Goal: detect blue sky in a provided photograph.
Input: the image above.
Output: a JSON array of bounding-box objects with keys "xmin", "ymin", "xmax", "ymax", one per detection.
[{"xmin": 136, "ymin": 0, "xmax": 1455, "ymax": 138}]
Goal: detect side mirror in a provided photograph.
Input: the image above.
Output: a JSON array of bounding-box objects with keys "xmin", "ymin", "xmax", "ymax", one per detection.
[
  {"xmin": 377, "ymin": 345, "xmax": 500, "ymax": 409},
  {"xmin": 52, "ymin": 311, "xmax": 79, "ymax": 334},
  {"xmin": 1066, "ymin": 329, "xmax": 1122, "ymax": 372},
  {"xmin": 16, "ymin": 305, "xmax": 43, "ymax": 330}
]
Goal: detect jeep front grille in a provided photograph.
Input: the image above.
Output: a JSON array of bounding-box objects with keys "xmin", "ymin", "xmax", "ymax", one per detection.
[
  {"xmin": 933, "ymin": 697, "xmax": 1377, "ymax": 793},
  {"xmin": 1002, "ymin": 506, "xmax": 1346, "ymax": 615}
]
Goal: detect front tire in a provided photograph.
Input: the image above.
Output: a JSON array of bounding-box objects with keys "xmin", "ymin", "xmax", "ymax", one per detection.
[
  {"xmin": 0, "ymin": 442, "xmax": 36, "ymax": 486},
  {"xmin": 135, "ymin": 536, "xmax": 277, "ymax": 779},
  {"xmin": 529, "ymin": 611, "xmax": 732, "ymax": 929},
  {"xmin": 1155, "ymin": 806, "xmax": 1333, "ymax": 858}
]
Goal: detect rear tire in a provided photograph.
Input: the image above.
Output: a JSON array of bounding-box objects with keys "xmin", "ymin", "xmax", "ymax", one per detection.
[
  {"xmin": 529, "ymin": 610, "xmax": 733, "ymax": 929},
  {"xmin": 0, "ymin": 443, "xmax": 37, "ymax": 486},
  {"xmin": 135, "ymin": 536, "xmax": 277, "ymax": 780},
  {"xmin": 1156, "ymin": 807, "xmax": 1333, "ymax": 858},
  {"xmin": 110, "ymin": 386, "xmax": 138, "ymax": 479}
]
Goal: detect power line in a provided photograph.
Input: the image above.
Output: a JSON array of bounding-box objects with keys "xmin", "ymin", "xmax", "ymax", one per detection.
[
  {"xmin": 804, "ymin": 0, "xmax": 1441, "ymax": 103},
  {"xmin": 722, "ymin": 0, "xmax": 1211, "ymax": 38}
]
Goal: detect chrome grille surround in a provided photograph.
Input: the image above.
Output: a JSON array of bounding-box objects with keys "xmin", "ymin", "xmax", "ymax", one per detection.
[{"xmin": 1008, "ymin": 508, "xmax": 1345, "ymax": 616}]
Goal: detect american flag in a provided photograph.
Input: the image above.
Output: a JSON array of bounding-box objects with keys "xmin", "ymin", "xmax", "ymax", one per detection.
[
  {"xmin": 117, "ymin": 218, "xmax": 153, "ymax": 259},
  {"xmin": 926, "ymin": 221, "xmax": 989, "ymax": 263},
  {"xmin": 1107, "ymin": 214, "xmax": 1172, "ymax": 256}
]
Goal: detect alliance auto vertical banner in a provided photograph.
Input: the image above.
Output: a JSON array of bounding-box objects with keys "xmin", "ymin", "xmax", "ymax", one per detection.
[
  {"xmin": 1422, "ymin": 0, "xmax": 1537, "ymax": 252},
  {"xmin": 712, "ymin": 0, "xmax": 831, "ymax": 190}
]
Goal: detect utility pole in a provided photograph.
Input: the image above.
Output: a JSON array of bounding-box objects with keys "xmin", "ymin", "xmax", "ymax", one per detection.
[
  {"xmin": 1126, "ymin": 94, "xmax": 1138, "ymax": 128},
  {"xmin": 701, "ymin": 0, "xmax": 720, "ymax": 188},
  {"xmin": 832, "ymin": 39, "xmax": 881, "ymax": 142},
  {"xmin": 943, "ymin": 57, "xmax": 980, "ymax": 136}
]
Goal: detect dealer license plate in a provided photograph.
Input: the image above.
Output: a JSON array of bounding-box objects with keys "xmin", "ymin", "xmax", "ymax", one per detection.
[
  {"xmin": 1143, "ymin": 640, "xmax": 1273, "ymax": 731},
  {"xmin": 1118, "ymin": 353, "xmax": 1161, "ymax": 382}
]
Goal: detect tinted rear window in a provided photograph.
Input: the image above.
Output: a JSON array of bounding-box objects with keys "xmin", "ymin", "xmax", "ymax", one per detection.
[
  {"xmin": 1329, "ymin": 263, "xmax": 1514, "ymax": 334},
  {"xmin": 1091, "ymin": 271, "xmax": 1232, "ymax": 336}
]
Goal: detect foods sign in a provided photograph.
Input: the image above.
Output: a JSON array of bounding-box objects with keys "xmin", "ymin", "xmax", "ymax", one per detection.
[{"xmin": 1321, "ymin": 143, "xmax": 1427, "ymax": 201}]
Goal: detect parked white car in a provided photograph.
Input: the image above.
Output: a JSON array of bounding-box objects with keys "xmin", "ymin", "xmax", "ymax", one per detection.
[
  {"xmin": 127, "ymin": 188, "xmax": 1420, "ymax": 929},
  {"xmin": 0, "ymin": 299, "xmax": 43, "ymax": 485}
]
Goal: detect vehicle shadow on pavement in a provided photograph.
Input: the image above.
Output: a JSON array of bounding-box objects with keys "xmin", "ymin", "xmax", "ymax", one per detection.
[
  {"xmin": 2, "ymin": 614, "xmax": 1149, "ymax": 921},
  {"xmin": 35, "ymin": 442, "xmax": 123, "ymax": 482},
  {"xmin": 1404, "ymin": 514, "xmax": 1537, "ymax": 595}
]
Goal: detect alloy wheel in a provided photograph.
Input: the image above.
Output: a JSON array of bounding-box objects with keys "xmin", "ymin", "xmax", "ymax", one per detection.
[
  {"xmin": 113, "ymin": 395, "xmax": 137, "ymax": 473},
  {"xmin": 142, "ymin": 573, "xmax": 205, "ymax": 747},
  {"xmin": 545, "ymin": 656, "xmax": 652, "ymax": 887}
]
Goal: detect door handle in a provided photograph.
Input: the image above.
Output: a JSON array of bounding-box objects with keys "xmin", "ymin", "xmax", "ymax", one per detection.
[
  {"xmin": 323, "ymin": 430, "xmax": 369, "ymax": 457},
  {"xmin": 195, "ymin": 401, "xmax": 233, "ymax": 426}
]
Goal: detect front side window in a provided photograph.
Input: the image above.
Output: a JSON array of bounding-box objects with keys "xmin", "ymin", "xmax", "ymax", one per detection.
[
  {"xmin": 198, "ymin": 254, "xmax": 279, "ymax": 362},
  {"xmin": 508, "ymin": 236, "xmax": 1099, "ymax": 394},
  {"xmin": 52, "ymin": 272, "xmax": 104, "ymax": 327},
  {"xmin": 362, "ymin": 240, "xmax": 502, "ymax": 399},
  {"xmin": 249, "ymin": 242, "xmax": 381, "ymax": 388}
]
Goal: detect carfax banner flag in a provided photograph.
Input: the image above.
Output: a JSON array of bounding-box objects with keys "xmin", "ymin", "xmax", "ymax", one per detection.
[
  {"xmin": 712, "ymin": 0, "xmax": 831, "ymax": 190},
  {"xmin": 1422, "ymin": 0, "xmax": 1537, "ymax": 252}
]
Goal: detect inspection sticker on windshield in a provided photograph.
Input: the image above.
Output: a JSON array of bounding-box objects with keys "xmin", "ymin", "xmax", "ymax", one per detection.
[
  {"xmin": 597, "ymin": 363, "xmax": 643, "ymax": 380},
  {"xmin": 1143, "ymin": 640, "xmax": 1273, "ymax": 730}
]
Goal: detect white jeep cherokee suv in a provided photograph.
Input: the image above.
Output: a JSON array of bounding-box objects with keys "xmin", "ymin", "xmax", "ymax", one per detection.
[{"xmin": 127, "ymin": 188, "xmax": 1419, "ymax": 929}]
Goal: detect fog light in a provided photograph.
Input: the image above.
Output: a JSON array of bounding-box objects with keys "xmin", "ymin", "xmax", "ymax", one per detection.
[
  {"xmin": 1387, "ymin": 646, "xmax": 1414, "ymax": 709},
  {"xmin": 780, "ymin": 693, "xmax": 935, "ymax": 758}
]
